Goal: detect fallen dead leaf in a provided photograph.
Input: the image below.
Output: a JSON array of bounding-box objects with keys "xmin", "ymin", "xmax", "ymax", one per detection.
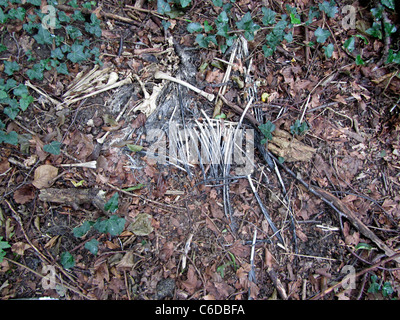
[
  {"xmin": 116, "ymin": 251, "xmax": 135, "ymax": 269},
  {"xmin": 128, "ymin": 213, "xmax": 153, "ymax": 236},
  {"xmin": 0, "ymin": 159, "xmax": 10, "ymax": 174},
  {"xmin": 13, "ymin": 184, "xmax": 35, "ymax": 204},
  {"xmin": 11, "ymin": 242, "xmax": 31, "ymax": 256},
  {"xmin": 181, "ymin": 264, "xmax": 199, "ymax": 295},
  {"xmin": 32, "ymin": 165, "xmax": 58, "ymax": 189}
]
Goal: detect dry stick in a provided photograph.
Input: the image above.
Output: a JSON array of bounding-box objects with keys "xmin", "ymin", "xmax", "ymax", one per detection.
[
  {"xmin": 267, "ymin": 267, "xmax": 288, "ymax": 300},
  {"xmin": 247, "ymin": 176, "xmax": 284, "ymax": 245},
  {"xmin": 311, "ymin": 252, "xmax": 400, "ymax": 300},
  {"xmin": 57, "ymin": 4, "xmax": 138, "ymax": 24},
  {"xmin": 248, "ymin": 228, "xmax": 257, "ymax": 300},
  {"xmin": 213, "ymin": 42, "xmax": 238, "ymax": 117}
]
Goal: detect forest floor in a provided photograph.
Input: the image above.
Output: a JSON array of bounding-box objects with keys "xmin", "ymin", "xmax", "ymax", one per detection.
[{"xmin": 1, "ymin": 0, "xmax": 400, "ymax": 300}]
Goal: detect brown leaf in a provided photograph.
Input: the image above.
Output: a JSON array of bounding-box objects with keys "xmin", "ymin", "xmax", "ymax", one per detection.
[
  {"xmin": 131, "ymin": 113, "xmax": 146, "ymax": 129},
  {"xmin": 13, "ymin": 184, "xmax": 35, "ymax": 204},
  {"xmin": 230, "ymin": 240, "xmax": 250, "ymax": 258},
  {"xmin": 11, "ymin": 242, "xmax": 31, "ymax": 256},
  {"xmin": 0, "ymin": 159, "xmax": 10, "ymax": 174},
  {"xmin": 159, "ymin": 242, "xmax": 174, "ymax": 262},
  {"xmin": 144, "ymin": 164, "xmax": 156, "ymax": 178},
  {"xmin": 181, "ymin": 265, "xmax": 199, "ymax": 295},
  {"xmin": 32, "ymin": 165, "xmax": 58, "ymax": 189},
  {"xmin": 44, "ymin": 235, "xmax": 60, "ymax": 249},
  {"xmin": 116, "ymin": 251, "xmax": 135, "ymax": 269}
]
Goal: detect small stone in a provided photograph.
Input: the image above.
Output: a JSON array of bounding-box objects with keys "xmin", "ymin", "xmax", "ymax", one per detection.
[{"xmin": 155, "ymin": 278, "xmax": 175, "ymax": 300}]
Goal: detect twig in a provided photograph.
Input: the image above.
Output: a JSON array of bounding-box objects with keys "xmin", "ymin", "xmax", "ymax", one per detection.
[
  {"xmin": 248, "ymin": 228, "xmax": 257, "ymax": 300},
  {"xmin": 267, "ymin": 267, "xmax": 288, "ymax": 300},
  {"xmin": 213, "ymin": 41, "xmax": 238, "ymax": 117},
  {"xmin": 247, "ymin": 175, "xmax": 284, "ymax": 245},
  {"xmin": 218, "ymin": 93, "xmax": 260, "ymax": 128}
]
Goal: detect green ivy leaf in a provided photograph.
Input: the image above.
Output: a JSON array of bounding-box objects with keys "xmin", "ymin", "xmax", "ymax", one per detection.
[
  {"xmin": 387, "ymin": 49, "xmax": 400, "ymax": 64},
  {"xmin": 382, "ymin": 282, "xmax": 394, "ymax": 297},
  {"xmin": 290, "ymin": 13, "xmax": 301, "ymax": 25},
  {"xmin": 27, "ymin": 0, "xmax": 42, "ymax": 6},
  {"xmin": 323, "ymin": 43, "xmax": 334, "ymax": 58},
  {"xmin": 179, "ymin": 0, "xmax": 191, "ymax": 8},
  {"xmin": 157, "ymin": 0, "xmax": 171, "ymax": 14},
  {"xmin": 73, "ymin": 220, "xmax": 94, "ymax": 238},
  {"xmin": 43, "ymin": 140, "xmax": 61, "ymax": 155},
  {"xmin": 381, "ymin": 0, "xmax": 395, "ymax": 10},
  {"xmin": 306, "ymin": 7, "xmax": 320, "ymax": 25},
  {"xmin": 262, "ymin": 7, "xmax": 276, "ymax": 26},
  {"xmin": 56, "ymin": 62, "xmax": 69, "ymax": 75},
  {"xmin": 60, "ymin": 251, "xmax": 75, "ymax": 269},
  {"xmin": 344, "ymin": 36, "xmax": 355, "ymax": 52},
  {"xmin": 34, "ymin": 25, "xmax": 53, "ymax": 45},
  {"xmin": 319, "ymin": 1, "xmax": 338, "ymax": 18},
  {"xmin": 371, "ymin": 7, "xmax": 383, "ymax": 20},
  {"xmin": 57, "ymin": 10, "xmax": 71, "ymax": 23},
  {"xmin": 0, "ymin": 7, "xmax": 8, "ymax": 24},
  {"xmin": 204, "ymin": 20, "xmax": 213, "ymax": 33},
  {"xmin": 384, "ymin": 22, "xmax": 397, "ymax": 36},
  {"xmin": 67, "ymin": 42, "xmax": 89, "ymax": 63},
  {"xmin": 258, "ymin": 121, "xmax": 275, "ymax": 143},
  {"xmin": 0, "ymin": 90, "xmax": 8, "ymax": 100},
  {"xmin": 84, "ymin": 239, "xmax": 99, "ymax": 255},
  {"xmin": 13, "ymin": 84, "xmax": 29, "ymax": 97},
  {"xmin": 0, "ymin": 131, "xmax": 18, "ymax": 145},
  {"xmin": 4, "ymin": 61, "xmax": 20, "ymax": 76},
  {"xmin": 66, "ymin": 25, "xmax": 83, "ymax": 39},
  {"xmin": 290, "ymin": 119, "xmax": 309, "ymax": 135},
  {"xmin": 71, "ymin": 10, "xmax": 85, "ymax": 21},
  {"xmin": 94, "ymin": 215, "xmax": 125, "ymax": 236},
  {"xmin": 26, "ymin": 62, "xmax": 44, "ymax": 80},
  {"xmin": 0, "ymin": 236, "xmax": 11, "ymax": 263},
  {"xmin": 84, "ymin": 13, "xmax": 102, "ymax": 37},
  {"xmin": 196, "ymin": 34, "xmax": 216, "ymax": 48},
  {"xmin": 19, "ymin": 95, "xmax": 34, "ymax": 111},
  {"xmin": 187, "ymin": 22, "xmax": 203, "ymax": 33},
  {"xmin": 236, "ymin": 12, "xmax": 260, "ymax": 41},
  {"xmin": 314, "ymin": 27, "xmax": 330, "ymax": 44},
  {"xmin": 68, "ymin": 0, "xmax": 79, "ymax": 8},
  {"xmin": 212, "ymin": 0, "xmax": 223, "ymax": 7},
  {"xmin": 106, "ymin": 215, "xmax": 126, "ymax": 236},
  {"xmin": 355, "ymin": 55, "xmax": 365, "ymax": 65},
  {"xmin": 8, "ymin": 7, "xmax": 25, "ymax": 21},
  {"xmin": 4, "ymin": 104, "xmax": 19, "ymax": 120},
  {"xmin": 161, "ymin": 20, "xmax": 171, "ymax": 30},
  {"xmin": 104, "ymin": 192, "xmax": 119, "ymax": 213},
  {"xmin": 366, "ymin": 22, "xmax": 382, "ymax": 39}
]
